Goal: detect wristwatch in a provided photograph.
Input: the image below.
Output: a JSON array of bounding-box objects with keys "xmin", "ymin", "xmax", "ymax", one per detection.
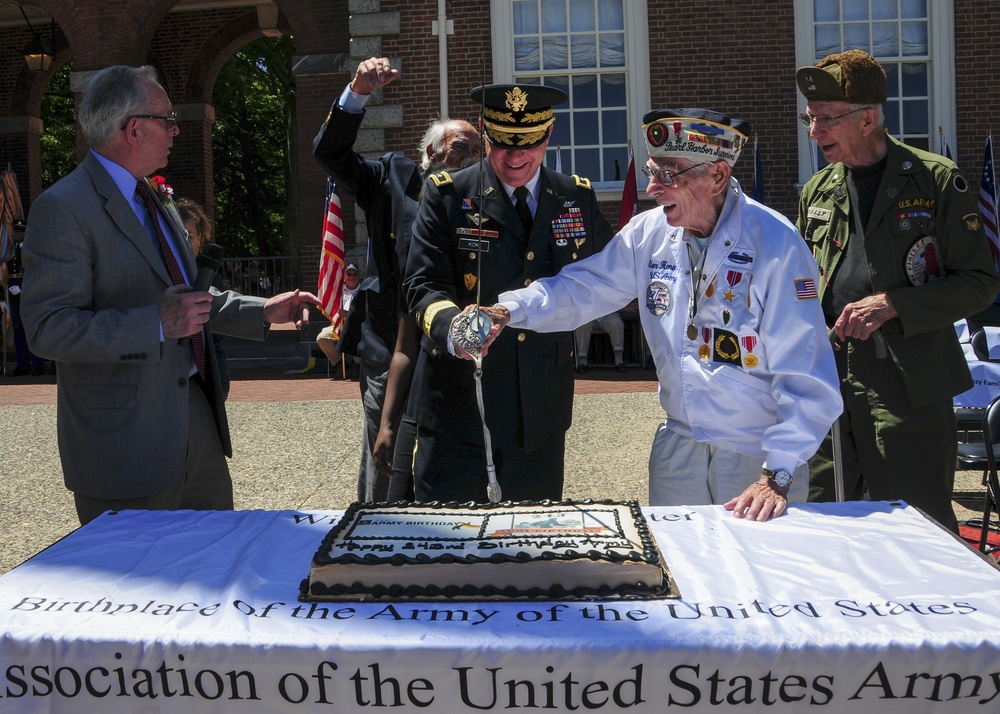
[{"xmin": 763, "ymin": 468, "xmax": 793, "ymax": 491}]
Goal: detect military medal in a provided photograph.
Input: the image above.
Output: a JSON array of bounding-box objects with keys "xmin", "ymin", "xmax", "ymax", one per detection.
[
  {"xmin": 687, "ymin": 323, "xmax": 698, "ymax": 340},
  {"xmin": 699, "ymin": 327, "xmax": 711, "ymax": 359},
  {"xmin": 723, "ymin": 269, "xmax": 743, "ymax": 303},
  {"xmin": 741, "ymin": 335, "xmax": 759, "ymax": 368}
]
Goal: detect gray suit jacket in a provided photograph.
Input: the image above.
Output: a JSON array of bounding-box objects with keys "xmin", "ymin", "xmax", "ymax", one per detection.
[{"xmin": 21, "ymin": 152, "xmax": 268, "ymax": 500}]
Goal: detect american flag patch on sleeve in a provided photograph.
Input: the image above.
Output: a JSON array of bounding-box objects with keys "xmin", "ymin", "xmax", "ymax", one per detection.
[{"xmin": 794, "ymin": 278, "xmax": 818, "ymax": 300}]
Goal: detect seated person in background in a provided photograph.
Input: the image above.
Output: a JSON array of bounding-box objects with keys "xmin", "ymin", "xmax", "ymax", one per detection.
[
  {"xmin": 317, "ymin": 262, "xmax": 361, "ymax": 377},
  {"xmin": 575, "ymin": 311, "xmax": 626, "ymax": 373}
]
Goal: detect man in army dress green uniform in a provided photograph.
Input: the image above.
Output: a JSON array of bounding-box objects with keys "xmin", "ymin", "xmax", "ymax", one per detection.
[
  {"xmin": 404, "ymin": 84, "xmax": 615, "ymax": 503},
  {"xmin": 795, "ymin": 49, "xmax": 1000, "ymax": 531}
]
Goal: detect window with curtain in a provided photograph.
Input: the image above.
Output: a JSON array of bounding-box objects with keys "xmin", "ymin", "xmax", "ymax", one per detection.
[
  {"xmin": 810, "ymin": 0, "xmax": 932, "ymax": 162},
  {"xmin": 510, "ymin": 0, "xmax": 630, "ymax": 183}
]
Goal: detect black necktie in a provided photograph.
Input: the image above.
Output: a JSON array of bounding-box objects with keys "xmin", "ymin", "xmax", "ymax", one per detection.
[
  {"xmin": 136, "ymin": 179, "xmax": 207, "ymax": 380},
  {"xmin": 513, "ymin": 185, "xmax": 533, "ymax": 236}
]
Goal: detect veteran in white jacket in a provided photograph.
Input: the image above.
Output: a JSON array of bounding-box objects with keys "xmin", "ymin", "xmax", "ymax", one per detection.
[{"xmin": 465, "ymin": 108, "xmax": 842, "ymax": 520}]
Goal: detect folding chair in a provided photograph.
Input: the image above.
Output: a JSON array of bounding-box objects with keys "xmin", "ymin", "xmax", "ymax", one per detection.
[
  {"xmin": 956, "ymin": 394, "xmax": 1000, "ymax": 554},
  {"xmin": 955, "ymin": 329, "xmax": 991, "ymax": 442}
]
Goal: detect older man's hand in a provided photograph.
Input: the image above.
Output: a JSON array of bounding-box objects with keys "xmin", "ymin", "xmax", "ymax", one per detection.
[
  {"xmin": 722, "ymin": 475, "xmax": 789, "ymax": 521},
  {"xmin": 158, "ymin": 284, "xmax": 212, "ymax": 339},
  {"xmin": 450, "ymin": 304, "xmax": 510, "ymax": 360},
  {"xmin": 263, "ymin": 289, "xmax": 322, "ymax": 329},
  {"xmin": 834, "ymin": 292, "xmax": 897, "ymax": 341}
]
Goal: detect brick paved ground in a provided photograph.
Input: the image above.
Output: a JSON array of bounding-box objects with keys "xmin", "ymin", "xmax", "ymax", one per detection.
[{"xmin": 0, "ymin": 363, "xmax": 659, "ymax": 406}]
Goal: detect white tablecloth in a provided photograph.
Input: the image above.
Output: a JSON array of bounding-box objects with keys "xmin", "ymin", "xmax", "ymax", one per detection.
[{"xmin": 0, "ymin": 503, "xmax": 998, "ymax": 713}]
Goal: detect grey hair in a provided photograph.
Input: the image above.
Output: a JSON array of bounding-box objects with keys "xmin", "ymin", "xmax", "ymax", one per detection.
[
  {"xmin": 79, "ymin": 65, "xmax": 160, "ymax": 149},
  {"xmin": 847, "ymin": 102, "xmax": 885, "ymax": 129},
  {"xmin": 418, "ymin": 118, "xmax": 452, "ymax": 173}
]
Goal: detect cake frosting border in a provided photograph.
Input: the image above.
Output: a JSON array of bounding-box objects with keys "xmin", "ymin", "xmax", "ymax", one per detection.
[{"xmin": 300, "ymin": 499, "xmax": 677, "ymax": 601}]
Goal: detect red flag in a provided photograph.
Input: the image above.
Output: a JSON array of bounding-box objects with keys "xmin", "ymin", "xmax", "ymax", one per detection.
[
  {"xmin": 980, "ymin": 135, "xmax": 1000, "ymax": 270},
  {"xmin": 618, "ymin": 144, "xmax": 638, "ymax": 231},
  {"xmin": 317, "ymin": 180, "xmax": 346, "ymax": 335}
]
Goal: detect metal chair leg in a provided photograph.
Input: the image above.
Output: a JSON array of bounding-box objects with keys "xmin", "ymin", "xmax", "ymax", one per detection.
[{"xmin": 981, "ymin": 470, "xmax": 1000, "ymax": 553}]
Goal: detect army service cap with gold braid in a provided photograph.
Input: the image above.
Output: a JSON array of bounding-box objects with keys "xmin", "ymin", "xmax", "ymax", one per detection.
[
  {"xmin": 470, "ymin": 84, "xmax": 567, "ymax": 149},
  {"xmin": 796, "ymin": 49, "xmax": 887, "ymax": 105},
  {"xmin": 642, "ymin": 108, "xmax": 751, "ymax": 167}
]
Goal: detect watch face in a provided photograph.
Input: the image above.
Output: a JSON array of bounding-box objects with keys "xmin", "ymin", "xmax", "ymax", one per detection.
[{"xmin": 772, "ymin": 470, "xmax": 793, "ymax": 488}]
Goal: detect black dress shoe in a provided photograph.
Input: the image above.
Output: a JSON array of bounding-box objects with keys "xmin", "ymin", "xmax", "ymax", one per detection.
[
  {"xmin": 8, "ymin": 367, "xmax": 29, "ymax": 377},
  {"xmin": 31, "ymin": 365, "xmax": 47, "ymax": 376},
  {"xmin": 615, "ymin": 362, "xmax": 628, "ymax": 373},
  {"xmin": 576, "ymin": 363, "xmax": 588, "ymax": 374}
]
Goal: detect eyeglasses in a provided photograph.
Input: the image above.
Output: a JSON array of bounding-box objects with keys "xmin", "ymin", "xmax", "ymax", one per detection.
[
  {"xmin": 640, "ymin": 163, "xmax": 703, "ymax": 186},
  {"xmin": 798, "ymin": 107, "xmax": 866, "ymax": 129},
  {"xmin": 120, "ymin": 112, "xmax": 179, "ymax": 131}
]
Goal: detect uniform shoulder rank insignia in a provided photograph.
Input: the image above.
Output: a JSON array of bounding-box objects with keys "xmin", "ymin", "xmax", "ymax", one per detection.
[
  {"xmin": 572, "ymin": 174, "xmax": 591, "ymax": 189},
  {"xmin": 430, "ymin": 171, "xmax": 453, "ymax": 187}
]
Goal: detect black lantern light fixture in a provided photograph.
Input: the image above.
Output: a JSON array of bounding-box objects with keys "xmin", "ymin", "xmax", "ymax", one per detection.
[{"xmin": 19, "ymin": 5, "xmax": 53, "ymax": 73}]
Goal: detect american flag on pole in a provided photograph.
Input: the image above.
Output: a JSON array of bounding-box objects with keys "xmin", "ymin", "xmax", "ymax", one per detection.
[
  {"xmin": 317, "ymin": 179, "xmax": 346, "ymax": 335},
  {"xmin": 980, "ymin": 135, "xmax": 1000, "ymax": 270},
  {"xmin": 939, "ymin": 126, "xmax": 953, "ymax": 161},
  {"xmin": 751, "ymin": 133, "xmax": 765, "ymax": 204},
  {"xmin": 618, "ymin": 141, "xmax": 638, "ymax": 231}
]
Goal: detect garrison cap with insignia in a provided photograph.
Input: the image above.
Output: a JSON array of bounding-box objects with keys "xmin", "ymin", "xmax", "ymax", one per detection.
[
  {"xmin": 642, "ymin": 108, "xmax": 751, "ymax": 166},
  {"xmin": 796, "ymin": 49, "xmax": 887, "ymax": 105},
  {"xmin": 470, "ymin": 84, "xmax": 567, "ymax": 149}
]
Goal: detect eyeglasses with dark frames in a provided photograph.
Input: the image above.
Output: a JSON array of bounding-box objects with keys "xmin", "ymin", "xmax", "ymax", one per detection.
[
  {"xmin": 797, "ymin": 107, "xmax": 866, "ymax": 129},
  {"xmin": 120, "ymin": 112, "xmax": 179, "ymax": 131},
  {"xmin": 640, "ymin": 163, "xmax": 703, "ymax": 186}
]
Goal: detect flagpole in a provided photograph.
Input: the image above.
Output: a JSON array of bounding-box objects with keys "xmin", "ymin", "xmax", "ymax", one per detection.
[
  {"xmin": 617, "ymin": 139, "xmax": 638, "ymax": 232},
  {"xmin": 979, "ymin": 131, "xmax": 1000, "ymax": 272}
]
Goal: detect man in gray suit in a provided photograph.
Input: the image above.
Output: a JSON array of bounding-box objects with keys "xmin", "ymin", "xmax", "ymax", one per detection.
[{"xmin": 21, "ymin": 65, "xmax": 320, "ymax": 525}]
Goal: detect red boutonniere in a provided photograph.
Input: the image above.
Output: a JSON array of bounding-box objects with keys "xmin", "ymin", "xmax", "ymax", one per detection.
[{"xmin": 147, "ymin": 175, "xmax": 174, "ymax": 206}]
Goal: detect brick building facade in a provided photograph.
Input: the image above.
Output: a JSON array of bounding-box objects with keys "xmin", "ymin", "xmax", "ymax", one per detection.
[{"xmin": 0, "ymin": 0, "xmax": 997, "ymax": 290}]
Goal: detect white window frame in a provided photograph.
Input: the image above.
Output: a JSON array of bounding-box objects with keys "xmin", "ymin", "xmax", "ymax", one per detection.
[
  {"xmin": 490, "ymin": 0, "xmax": 651, "ymax": 199},
  {"xmin": 793, "ymin": 0, "xmax": 955, "ymax": 185}
]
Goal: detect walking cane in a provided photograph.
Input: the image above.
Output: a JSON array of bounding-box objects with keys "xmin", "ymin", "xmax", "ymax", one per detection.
[
  {"xmin": 828, "ymin": 327, "xmax": 846, "ymax": 502},
  {"xmin": 828, "ymin": 325, "xmax": 888, "ymax": 503}
]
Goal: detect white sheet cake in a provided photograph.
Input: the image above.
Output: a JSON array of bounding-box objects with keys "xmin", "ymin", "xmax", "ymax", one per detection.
[{"xmin": 301, "ymin": 500, "xmax": 675, "ymax": 601}]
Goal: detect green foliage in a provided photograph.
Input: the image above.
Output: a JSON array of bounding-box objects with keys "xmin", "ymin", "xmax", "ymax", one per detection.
[
  {"xmin": 212, "ymin": 36, "xmax": 295, "ymax": 257},
  {"xmin": 40, "ymin": 61, "xmax": 77, "ymax": 190}
]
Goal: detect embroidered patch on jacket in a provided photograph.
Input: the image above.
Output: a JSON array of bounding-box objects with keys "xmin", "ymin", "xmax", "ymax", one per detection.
[
  {"xmin": 712, "ymin": 328, "xmax": 742, "ymax": 365},
  {"xmin": 963, "ymin": 213, "xmax": 981, "ymax": 232},
  {"xmin": 646, "ymin": 280, "xmax": 671, "ymax": 315},
  {"xmin": 726, "ymin": 249, "xmax": 755, "ymax": 265},
  {"xmin": 794, "ymin": 278, "xmax": 818, "ymax": 300},
  {"xmin": 904, "ymin": 235, "xmax": 943, "ymax": 285}
]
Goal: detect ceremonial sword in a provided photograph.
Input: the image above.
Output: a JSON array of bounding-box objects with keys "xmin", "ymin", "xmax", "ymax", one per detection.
[{"xmin": 448, "ymin": 55, "xmax": 502, "ymax": 503}]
